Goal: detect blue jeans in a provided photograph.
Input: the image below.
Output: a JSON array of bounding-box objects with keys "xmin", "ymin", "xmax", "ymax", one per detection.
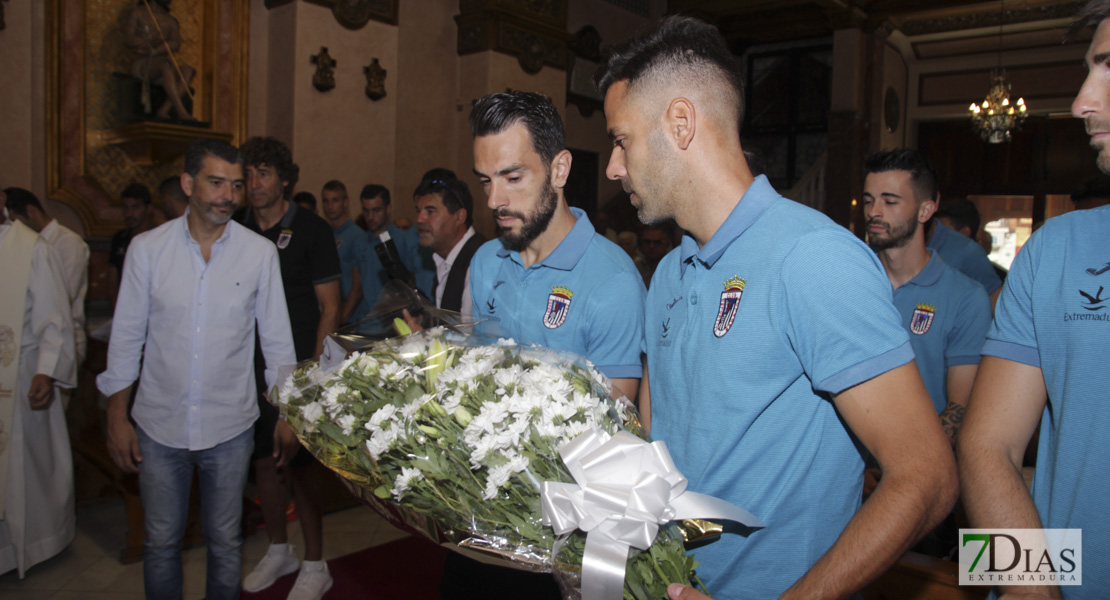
[{"xmin": 138, "ymin": 426, "xmax": 253, "ymax": 600}]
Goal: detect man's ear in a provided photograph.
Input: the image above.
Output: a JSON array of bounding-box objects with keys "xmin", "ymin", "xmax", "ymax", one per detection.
[
  {"xmin": 180, "ymin": 172, "xmax": 195, "ymax": 198},
  {"xmin": 665, "ymin": 97, "xmax": 696, "ymax": 150},
  {"xmin": 550, "ymin": 149, "xmax": 573, "ymax": 189},
  {"xmin": 919, "ymin": 199, "xmax": 937, "ymax": 223}
]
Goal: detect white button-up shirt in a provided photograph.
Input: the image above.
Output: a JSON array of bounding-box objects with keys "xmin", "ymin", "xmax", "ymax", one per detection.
[
  {"xmin": 38, "ymin": 219, "xmax": 89, "ymax": 364},
  {"xmin": 433, "ymin": 226, "xmax": 476, "ymax": 316},
  {"xmin": 97, "ymin": 214, "xmax": 296, "ymax": 450}
]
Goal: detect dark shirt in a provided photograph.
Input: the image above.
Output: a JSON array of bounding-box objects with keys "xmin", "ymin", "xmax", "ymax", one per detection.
[
  {"xmin": 236, "ymin": 201, "xmax": 341, "ymax": 361},
  {"xmin": 109, "ymin": 228, "xmax": 135, "ymax": 272}
]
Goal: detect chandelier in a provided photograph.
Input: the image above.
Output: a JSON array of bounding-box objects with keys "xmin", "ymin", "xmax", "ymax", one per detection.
[
  {"xmin": 969, "ymin": 69, "xmax": 1027, "ymax": 143},
  {"xmin": 968, "ymin": 1, "xmax": 1028, "ymax": 144}
]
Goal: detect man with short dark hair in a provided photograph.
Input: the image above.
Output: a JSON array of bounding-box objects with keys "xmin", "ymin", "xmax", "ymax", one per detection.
[
  {"xmin": 454, "ymin": 90, "xmax": 645, "ymax": 600},
  {"xmin": 110, "ymin": 182, "xmax": 156, "ymax": 306},
  {"xmin": 959, "ymin": 3, "xmax": 1110, "ymax": 598},
  {"xmin": 99, "ymin": 138, "xmax": 296, "ymax": 599},
  {"xmin": 320, "ymin": 180, "xmax": 368, "ymax": 323},
  {"xmin": 862, "ymin": 149, "xmax": 992, "ymax": 558},
  {"xmin": 0, "ymin": 186, "xmax": 77, "ymax": 578},
  {"xmin": 5, "ymin": 187, "xmax": 89, "ymax": 366},
  {"xmin": 159, "ymin": 175, "xmax": 189, "ymax": 219},
  {"xmin": 597, "ymin": 16, "xmax": 955, "ymax": 600},
  {"xmin": 293, "ymin": 191, "xmax": 317, "ymax": 213},
  {"xmin": 413, "ymin": 175, "xmax": 484, "ymax": 314},
  {"xmin": 356, "ymin": 184, "xmax": 433, "ymax": 311},
  {"xmin": 237, "ymin": 136, "xmax": 340, "ymax": 600},
  {"xmin": 926, "ymin": 198, "xmax": 1003, "ymax": 306}
]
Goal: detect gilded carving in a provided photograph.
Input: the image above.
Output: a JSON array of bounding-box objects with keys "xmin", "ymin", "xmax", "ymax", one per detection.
[
  {"xmin": 363, "ymin": 58, "xmax": 387, "ymax": 101},
  {"xmin": 312, "ymin": 46, "xmax": 337, "ymax": 92},
  {"xmin": 900, "ymin": 2, "xmax": 1085, "ymax": 36}
]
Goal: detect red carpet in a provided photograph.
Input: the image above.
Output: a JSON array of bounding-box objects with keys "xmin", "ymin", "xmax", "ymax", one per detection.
[{"xmin": 241, "ymin": 536, "xmax": 449, "ymax": 600}]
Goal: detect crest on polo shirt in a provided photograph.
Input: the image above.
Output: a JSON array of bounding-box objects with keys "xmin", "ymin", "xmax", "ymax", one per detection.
[
  {"xmin": 713, "ymin": 276, "xmax": 746, "ymax": 338},
  {"xmin": 543, "ymin": 285, "xmax": 573, "ymax": 329},
  {"xmin": 277, "ymin": 229, "xmax": 293, "ymax": 249},
  {"xmin": 910, "ymin": 303, "xmax": 936, "ymax": 335}
]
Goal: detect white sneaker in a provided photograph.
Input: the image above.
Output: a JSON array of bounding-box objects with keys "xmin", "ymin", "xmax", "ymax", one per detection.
[
  {"xmin": 287, "ymin": 562, "xmax": 333, "ymax": 600},
  {"xmin": 243, "ymin": 543, "xmax": 301, "ymax": 592}
]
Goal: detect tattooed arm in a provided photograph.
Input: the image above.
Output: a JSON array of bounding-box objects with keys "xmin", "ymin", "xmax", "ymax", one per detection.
[{"xmin": 941, "ymin": 363, "xmax": 978, "ymax": 447}]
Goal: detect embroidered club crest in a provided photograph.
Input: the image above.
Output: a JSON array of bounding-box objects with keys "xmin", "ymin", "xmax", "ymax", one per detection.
[
  {"xmin": 277, "ymin": 229, "xmax": 293, "ymax": 249},
  {"xmin": 543, "ymin": 285, "xmax": 573, "ymax": 329},
  {"xmin": 910, "ymin": 303, "xmax": 936, "ymax": 335},
  {"xmin": 713, "ymin": 276, "xmax": 746, "ymax": 338}
]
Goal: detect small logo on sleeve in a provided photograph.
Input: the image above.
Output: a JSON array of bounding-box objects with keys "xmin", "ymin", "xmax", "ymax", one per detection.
[
  {"xmin": 543, "ymin": 285, "xmax": 573, "ymax": 329},
  {"xmin": 713, "ymin": 276, "xmax": 746, "ymax": 338},
  {"xmin": 910, "ymin": 303, "xmax": 936, "ymax": 334}
]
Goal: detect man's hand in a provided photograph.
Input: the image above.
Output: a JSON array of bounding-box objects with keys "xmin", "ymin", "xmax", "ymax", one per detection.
[
  {"xmin": 107, "ymin": 416, "xmax": 142, "ymax": 474},
  {"xmin": 27, "ymin": 374, "xmax": 55, "ymax": 409},
  {"xmin": 273, "ymin": 418, "xmax": 301, "ymax": 468},
  {"xmin": 667, "ymin": 584, "xmax": 711, "ymax": 600}
]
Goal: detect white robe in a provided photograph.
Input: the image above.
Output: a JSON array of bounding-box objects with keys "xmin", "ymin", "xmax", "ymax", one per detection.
[
  {"xmin": 39, "ymin": 219, "xmax": 89, "ymax": 366},
  {"xmin": 0, "ymin": 221, "xmax": 77, "ymax": 577}
]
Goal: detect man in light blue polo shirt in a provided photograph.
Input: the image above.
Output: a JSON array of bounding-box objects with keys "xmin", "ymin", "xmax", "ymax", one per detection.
[
  {"xmin": 356, "ymin": 184, "xmax": 434, "ymax": 313},
  {"xmin": 598, "ymin": 16, "xmax": 957, "ymax": 600},
  {"xmin": 321, "ymin": 179, "xmax": 370, "ymax": 323},
  {"xmin": 927, "ymin": 216, "xmax": 1003, "ymax": 303},
  {"xmin": 862, "ymin": 149, "xmax": 991, "ymax": 438},
  {"xmin": 468, "ymin": 91, "xmax": 645, "ymax": 402},
  {"xmin": 451, "ymin": 90, "xmax": 645, "ymax": 600},
  {"xmin": 959, "ymin": 4, "xmax": 1110, "ymax": 598}
]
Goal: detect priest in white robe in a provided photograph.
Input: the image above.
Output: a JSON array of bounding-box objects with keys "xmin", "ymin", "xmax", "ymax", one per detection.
[{"xmin": 0, "ymin": 191, "xmax": 77, "ymax": 577}]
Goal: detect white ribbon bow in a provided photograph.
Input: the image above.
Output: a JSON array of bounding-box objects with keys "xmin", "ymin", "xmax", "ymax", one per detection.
[{"xmin": 541, "ymin": 427, "xmax": 764, "ymax": 600}]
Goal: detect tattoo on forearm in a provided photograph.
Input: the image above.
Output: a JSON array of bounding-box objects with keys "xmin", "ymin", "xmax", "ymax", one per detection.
[{"xmin": 940, "ymin": 402, "xmax": 967, "ymax": 444}]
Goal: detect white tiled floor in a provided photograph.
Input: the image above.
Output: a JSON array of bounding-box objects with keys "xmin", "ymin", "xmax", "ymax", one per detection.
[{"xmin": 0, "ymin": 500, "xmax": 408, "ymax": 599}]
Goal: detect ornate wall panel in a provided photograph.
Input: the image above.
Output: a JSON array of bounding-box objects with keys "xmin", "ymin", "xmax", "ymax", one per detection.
[{"xmin": 48, "ymin": 0, "xmax": 248, "ymax": 237}]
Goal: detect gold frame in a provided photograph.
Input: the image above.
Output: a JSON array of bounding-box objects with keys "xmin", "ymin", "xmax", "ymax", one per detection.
[{"xmin": 46, "ymin": 0, "xmax": 250, "ymax": 238}]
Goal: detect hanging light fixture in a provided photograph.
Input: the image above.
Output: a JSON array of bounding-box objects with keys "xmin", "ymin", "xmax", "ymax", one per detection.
[{"xmin": 969, "ymin": 0, "xmax": 1028, "ymax": 144}]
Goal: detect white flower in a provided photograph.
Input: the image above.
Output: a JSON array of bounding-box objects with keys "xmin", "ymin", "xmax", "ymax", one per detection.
[
  {"xmin": 391, "ymin": 466, "xmax": 424, "ymax": 500},
  {"xmin": 368, "ymin": 404, "xmax": 399, "ymax": 431},
  {"xmin": 300, "ymin": 402, "xmax": 324, "ymax": 429},
  {"xmin": 441, "ymin": 389, "xmax": 465, "ymax": 413},
  {"xmin": 495, "ymin": 337, "xmax": 516, "ymax": 346},
  {"xmin": 278, "ymin": 376, "xmax": 301, "ymax": 405},
  {"xmin": 400, "ymin": 399, "xmax": 423, "ymax": 421},
  {"xmin": 483, "ymin": 463, "xmax": 514, "ymax": 500},
  {"xmin": 358, "ymin": 354, "xmax": 379, "ymax": 377},
  {"xmin": 338, "ymin": 414, "xmax": 357, "ymax": 436},
  {"xmin": 494, "ymin": 364, "xmax": 524, "ymax": 389},
  {"xmin": 469, "ymin": 435, "xmax": 498, "ymax": 467},
  {"xmin": 378, "ymin": 361, "xmax": 408, "ymax": 383}
]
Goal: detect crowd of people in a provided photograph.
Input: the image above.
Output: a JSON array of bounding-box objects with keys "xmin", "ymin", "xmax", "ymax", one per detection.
[{"xmin": 1, "ymin": 2, "xmax": 1108, "ymax": 600}]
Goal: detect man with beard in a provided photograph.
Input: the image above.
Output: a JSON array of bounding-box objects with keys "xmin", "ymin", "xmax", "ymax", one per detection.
[
  {"xmin": 99, "ymin": 138, "xmax": 295, "ymax": 599},
  {"xmin": 237, "ymin": 137, "xmax": 340, "ymax": 600},
  {"xmin": 413, "ymin": 175, "xmax": 484, "ymax": 314},
  {"xmin": 862, "ymin": 149, "xmax": 990, "ymax": 448},
  {"xmin": 598, "ymin": 16, "xmax": 956, "ymax": 600},
  {"xmin": 446, "ymin": 91, "xmax": 644, "ymax": 600},
  {"xmin": 958, "ymin": 3, "xmax": 1110, "ymax": 597},
  {"xmin": 861, "ymin": 149, "xmax": 990, "ymax": 559}
]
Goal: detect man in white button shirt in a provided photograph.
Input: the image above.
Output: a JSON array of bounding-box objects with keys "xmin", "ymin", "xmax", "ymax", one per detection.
[
  {"xmin": 98, "ymin": 138, "xmax": 296, "ymax": 600},
  {"xmin": 4, "ymin": 188, "xmax": 89, "ymax": 366},
  {"xmin": 413, "ymin": 174, "xmax": 485, "ymax": 314}
]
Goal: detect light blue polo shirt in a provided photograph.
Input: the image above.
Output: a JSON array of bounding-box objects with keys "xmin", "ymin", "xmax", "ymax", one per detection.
[
  {"xmin": 981, "ymin": 205, "xmax": 1110, "ymax": 598},
  {"xmin": 333, "ymin": 219, "xmax": 371, "ymax": 323},
  {"xmin": 357, "ymin": 223, "xmax": 436, "ymax": 315},
  {"xmin": 892, "ymin": 250, "xmax": 991, "ymax": 414},
  {"xmin": 646, "ymin": 176, "xmax": 914, "ymax": 600},
  {"xmin": 927, "ymin": 220, "xmax": 1002, "ymax": 295},
  {"xmin": 469, "ymin": 207, "xmax": 645, "ymax": 379}
]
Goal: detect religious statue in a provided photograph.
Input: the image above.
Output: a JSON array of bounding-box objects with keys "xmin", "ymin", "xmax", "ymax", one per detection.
[
  {"xmin": 121, "ymin": 0, "xmax": 195, "ymax": 120},
  {"xmin": 363, "ymin": 57, "xmax": 386, "ymax": 101},
  {"xmin": 311, "ymin": 47, "xmax": 336, "ymax": 92}
]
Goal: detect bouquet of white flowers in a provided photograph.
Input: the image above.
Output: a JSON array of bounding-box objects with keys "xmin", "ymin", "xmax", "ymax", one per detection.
[{"xmin": 274, "ymin": 293, "xmax": 761, "ymax": 600}]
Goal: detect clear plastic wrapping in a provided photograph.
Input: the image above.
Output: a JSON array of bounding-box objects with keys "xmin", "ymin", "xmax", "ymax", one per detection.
[{"xmin": 271, "ymin": 283, "xmax": 706, "ymax": 599}]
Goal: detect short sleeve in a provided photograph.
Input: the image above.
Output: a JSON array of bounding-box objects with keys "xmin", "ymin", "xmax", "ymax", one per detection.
[
  {"xmin": 584, "ymin": 268, "xmax": 646, "ymax": 379},
  {"xmin": 780, "ymin": 229, "xmax": 914, "ymax": 394},
  {"xmin": 944, "ymin": 282, "xmax": 991, "ymax": 367},
  {"xmin": 982, "ymin": 232, "xmax": 1041, "ymax": 367}
]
